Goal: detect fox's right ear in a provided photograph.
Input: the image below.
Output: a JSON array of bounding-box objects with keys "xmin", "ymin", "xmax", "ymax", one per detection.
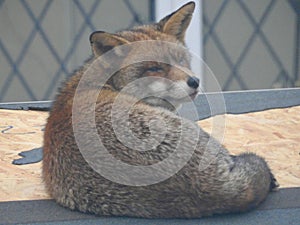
[
  {"xmin": 157, "ymin": 1, "xmax": 195, "ymax": 43},
  {"xmin": 89, "ymin": 31, "xmax": 129, "ymax": 56}
]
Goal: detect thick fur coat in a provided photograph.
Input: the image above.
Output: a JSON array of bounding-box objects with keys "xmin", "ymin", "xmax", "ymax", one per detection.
[{"xmin": 43, "ymin": 2, "xmax": 278, "ymax": 218}]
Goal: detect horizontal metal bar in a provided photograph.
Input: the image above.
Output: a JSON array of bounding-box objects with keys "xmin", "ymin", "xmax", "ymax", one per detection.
[
  {"xmin": 0, "ymin": 100, "xmax": 52, "ymax": 111},
  {"xmin": 179, "ymin": 88, "xmax": 300, "ymax": 120},
  {"xmin": 1, "ymin": 88, "xmax": 300, "ymax": 121}
]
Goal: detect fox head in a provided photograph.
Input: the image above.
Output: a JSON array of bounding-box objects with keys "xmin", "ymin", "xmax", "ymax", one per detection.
[{"xmin": 89, "ymin": 2, "xmax": 199, "ymax": 111}]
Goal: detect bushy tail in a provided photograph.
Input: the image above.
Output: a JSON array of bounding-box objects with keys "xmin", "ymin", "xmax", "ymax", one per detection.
[{"xmin": 226, "ymin": 153, "xmax": 279, "ymax": 212}]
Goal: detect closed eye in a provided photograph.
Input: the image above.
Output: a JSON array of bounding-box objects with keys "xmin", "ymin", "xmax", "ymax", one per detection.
[{"xmin": 147, "ymin": 66, "xmax": 163, "ymax": 72}]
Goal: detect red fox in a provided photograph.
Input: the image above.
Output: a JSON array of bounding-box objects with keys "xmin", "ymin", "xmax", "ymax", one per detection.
[{"xmin": 43, "ymin": 2, "xmax": 278, "ymax": 218}]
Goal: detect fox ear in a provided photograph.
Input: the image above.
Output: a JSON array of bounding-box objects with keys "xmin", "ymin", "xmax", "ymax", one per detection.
[
  {"xmin": 158, "ymin": 1, "xmax": 195, "ymax": 43},
  {"xmin": 89, "ymin": 31, "xmax": 129, "ymax": 56}
]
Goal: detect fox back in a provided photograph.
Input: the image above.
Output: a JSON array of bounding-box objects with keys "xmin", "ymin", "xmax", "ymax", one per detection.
[{"xmin": 43, "ymin": 2, "xmax": 277, "ymax": 218}]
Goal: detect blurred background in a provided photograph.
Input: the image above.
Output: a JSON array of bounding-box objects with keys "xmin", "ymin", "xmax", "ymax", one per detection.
[{"xmin": 0, "ymin": 0, "xmax": 299, "ymax": 102}]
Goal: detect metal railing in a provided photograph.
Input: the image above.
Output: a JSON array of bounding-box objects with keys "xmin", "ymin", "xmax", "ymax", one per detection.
[
  {"xmin": 203, "ymin": 0, "xmax": 299, "ymax": 91},
  {"xmin": 0, "ymin": 0, "xmax": 152, "ymax": 102}
]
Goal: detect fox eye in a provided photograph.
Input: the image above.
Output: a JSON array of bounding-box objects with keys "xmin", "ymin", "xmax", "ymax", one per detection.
[{"xmin": 147, "ymin": 66, "xmax": 163, "ymax": 72}]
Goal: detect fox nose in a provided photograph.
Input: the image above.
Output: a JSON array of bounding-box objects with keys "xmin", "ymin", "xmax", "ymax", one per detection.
[{"xmin": 187, "ymin": 76, "xmax": 200, "ymax": 89}]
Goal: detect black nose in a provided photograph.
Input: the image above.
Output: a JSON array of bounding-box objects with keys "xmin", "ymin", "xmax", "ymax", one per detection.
[{"xmin": 187, "ymin": 76, "xmax": 200, "ymax": 89}]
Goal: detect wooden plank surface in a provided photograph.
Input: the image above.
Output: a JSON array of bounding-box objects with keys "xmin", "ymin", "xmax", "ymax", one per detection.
[
  {"xmin": 1, "ymin": 107, "xmax": 299, "ymax": 202},
  {"xmin": 198, "ymin": 106, "xmax": 300, "ymax": 188},
  {"xmin": 0, "ymin": 110, "xmax": 50, "ymax": 201}
]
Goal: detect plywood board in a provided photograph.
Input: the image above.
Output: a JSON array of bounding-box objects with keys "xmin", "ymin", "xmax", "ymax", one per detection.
[
  {"xmin": 1, "ymin": 106, "xmax": 299, "ymax": 202},
  {"xmin": 198, "ymin": 106, "xmax": 300, "ymax": 188},
  {"xmin": 0, "ymin": 110, "xmax": 50, "ymax": 201}
]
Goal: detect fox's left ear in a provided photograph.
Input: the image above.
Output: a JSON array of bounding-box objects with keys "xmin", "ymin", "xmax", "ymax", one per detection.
[
  {"xmin": 158, "ymin": 1, "xmax": 195, "ymax": 43},
  {"xmin": 89, "ymin": 31, "xmax": 129, "ymax": 56}
]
